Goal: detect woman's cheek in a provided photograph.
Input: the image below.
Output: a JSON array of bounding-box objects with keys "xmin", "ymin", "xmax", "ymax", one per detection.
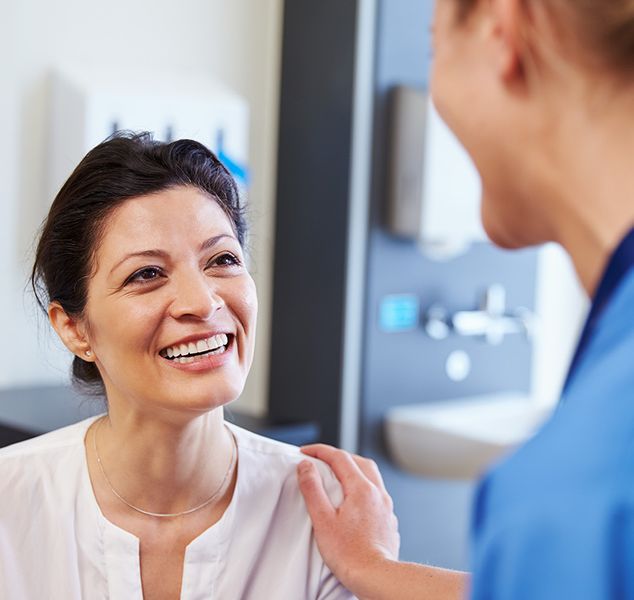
[{"xmin": 236, "ymin": 275, "xmax": 258, "ymax": 326}]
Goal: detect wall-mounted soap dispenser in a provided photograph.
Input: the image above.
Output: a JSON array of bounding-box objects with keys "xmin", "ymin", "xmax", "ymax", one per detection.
[
  {"xmin": 387, "ymin": 86, "xmax": 484, "ymax": 258},
  {"xmin": 47, "ymin": 67, "xmax": 250, "ymax": 206}
]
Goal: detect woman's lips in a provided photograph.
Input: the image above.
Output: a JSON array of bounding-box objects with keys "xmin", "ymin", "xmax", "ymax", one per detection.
[
  {"xmin": 160, "ymin": 333, "xmax": 231, "ymax": 359},
  {"xmin": 162, "ymin": 336, "xmax": 234, "ymax": 373}
]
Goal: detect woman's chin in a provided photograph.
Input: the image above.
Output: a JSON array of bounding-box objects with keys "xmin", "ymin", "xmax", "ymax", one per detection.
[
  {"xmin": 485, "ymin": 225, "xmax": 522, "ymax": 250},
  {"xmin": 481, "ymin": 204, "xmax": 529, "ymax": 250},
  {"xmin": 154, "ymin": 356, "xmax": 248, "ymax": 413},
  {"xmin": 148, "ymin": 381, "xmax": 244, "ymax": 416},
  {"xmin": 484, "ymin": 221, "xmax": 544, "ymax": 251},
  {"xmin": 186, "ymin": 388, "xmax": 242, "ymax": 413}
]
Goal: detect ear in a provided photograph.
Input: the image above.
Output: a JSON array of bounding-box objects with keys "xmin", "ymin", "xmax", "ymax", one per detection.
[
  {"xmin": 48, "ymin": 302, "xmax": 95, "ymax": 362},
  {"xmin": 489, "ymin": 0, "xmax": 526, "ymax": 82}
]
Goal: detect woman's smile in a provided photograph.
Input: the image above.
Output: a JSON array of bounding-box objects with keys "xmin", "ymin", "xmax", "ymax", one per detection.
[
  {"xmin": 80, "ymin": 185, "xmax": 258, "ymax": 413},
  {"xmin": 159, "ymin": 332, "xmax": 236, "ymax": 372},
  {"xmin": 159, "ymin": 332, "xmax": 231, "ymax": 361}
]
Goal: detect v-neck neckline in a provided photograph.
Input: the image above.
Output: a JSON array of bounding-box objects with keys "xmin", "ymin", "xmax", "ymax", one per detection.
[{"xmin": 79, "ymin": 416, "xmax": 241, "ymax": 598}]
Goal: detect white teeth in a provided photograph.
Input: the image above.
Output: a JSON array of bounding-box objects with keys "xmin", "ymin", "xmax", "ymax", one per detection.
[
  {"xmin": 163, "ymin": 334, "xmax": 230, "ymax": 360},
  {"xmin": 174, "ymin": 356, "xmax": 195, "ymax": 364},
  {"xmin": 207, "ymin": 333, "xmax": 228, "ymax": 351},
  {"xmin": 170, "ymin": 345, "xmax": 228, "ymax": 362}
]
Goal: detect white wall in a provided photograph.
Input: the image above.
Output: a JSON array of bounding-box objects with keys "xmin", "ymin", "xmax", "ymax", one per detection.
[
  {"xmin": 0, "ymin": 0, "xmax": 589, "ymax": 419},
  {"xmin": 0, "ymin": 0, "xmax": 282, "ymax": 415},
  {"xmin": 532, "ymin": 244, "xmax": 588, "ymax": 406}
]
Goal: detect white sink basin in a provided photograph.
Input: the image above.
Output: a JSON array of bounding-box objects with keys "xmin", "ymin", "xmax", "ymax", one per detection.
[{"xmin": 385, "ymin": 392, "xmax": 553, "ymax": 480}]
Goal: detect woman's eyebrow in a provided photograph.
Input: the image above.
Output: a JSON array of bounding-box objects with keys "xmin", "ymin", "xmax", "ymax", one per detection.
[
  {"xmin": 199, "ymin": 234, "xmax": 236, "ymax": 252},
  {"xmin": 109, "ymin": 249, "xmax": 169, "ymax": 275},
  {"xmin": 109, "ymin": 234, "xmax": 237, "ymax": 276}
]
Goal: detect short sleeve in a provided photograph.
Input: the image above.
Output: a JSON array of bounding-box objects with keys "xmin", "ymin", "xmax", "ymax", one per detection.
[{"xmin": 470, "ymin": 489, "xmax": 634, "ymax": 600}]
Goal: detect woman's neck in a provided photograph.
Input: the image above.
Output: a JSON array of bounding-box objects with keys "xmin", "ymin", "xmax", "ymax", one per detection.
[
  {"xmin": 92, "ymin": 406, "xmax": 234, "ymax": 516},
  {"xmin": 536, "ymin": 90, "xmax": 634, "ymax": 296}
]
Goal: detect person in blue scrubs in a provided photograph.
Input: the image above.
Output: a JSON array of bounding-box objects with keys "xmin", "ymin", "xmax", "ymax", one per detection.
[{"xmin": 295, "ymin": 0, "xmax": 634, "ymax": 598}]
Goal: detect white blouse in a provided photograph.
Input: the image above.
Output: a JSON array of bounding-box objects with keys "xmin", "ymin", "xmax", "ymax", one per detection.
[{"xmin": 0, "ymin": 416, "xmax": 353, "ymax": 599}]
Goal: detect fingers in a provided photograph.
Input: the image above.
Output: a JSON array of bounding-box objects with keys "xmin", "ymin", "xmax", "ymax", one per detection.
[
  {"xmin": 297, "ymin": 460, "xmax": 336, "ymax": 527},
  {"xmin": 301, "ymin": 443, "xmax": 356, "ymax": 466},
  {"xmin": 301, "ymin": 444, "xmax": 386, "ymax": 491},
  {"xmin": 354, "ymin": 455, "xmax": 386, "ymax": 490},
  {"xmin": 300, "ymin": 444, "xmax": 367, "ymax": 496}
]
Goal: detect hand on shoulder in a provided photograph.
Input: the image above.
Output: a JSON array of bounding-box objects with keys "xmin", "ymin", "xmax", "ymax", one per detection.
[{"xmin": 297, "ymin": 444, "xmax": 400, "ymax": 596}]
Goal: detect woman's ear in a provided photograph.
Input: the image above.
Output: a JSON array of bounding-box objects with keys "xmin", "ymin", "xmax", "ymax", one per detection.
[
  {"xmin": 48, "ymin": 302, "xmax": 94, "ymax": 361},
  {"xmin": 490, "ymin": 0, "xmax": 526, "ymax": 82}
]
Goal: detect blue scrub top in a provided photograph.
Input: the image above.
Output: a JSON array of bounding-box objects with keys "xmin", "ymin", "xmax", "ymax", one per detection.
[
  {"xmin": 470, "ymin": 229, "xmax": 634, "ymax": 599},
  {"xmin": 564, "ymin": 228, "xmax": 634, "ymax": 392}
]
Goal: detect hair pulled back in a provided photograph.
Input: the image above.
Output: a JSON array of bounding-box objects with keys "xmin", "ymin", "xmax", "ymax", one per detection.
[
  {"xmin": 31, "ymin": 132, "xmax": 246, "ymax": 395},
  {"xmin": 455, "ymin": 0, "xmax": 634, "ymax": 75}
]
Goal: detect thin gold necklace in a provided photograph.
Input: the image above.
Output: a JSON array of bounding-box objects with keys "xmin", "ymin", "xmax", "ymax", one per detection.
[{"xmin": 93, "ymin": 417, "xmax": 237, "ymax": 518}]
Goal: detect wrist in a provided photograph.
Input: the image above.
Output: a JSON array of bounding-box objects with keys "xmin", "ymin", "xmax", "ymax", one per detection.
[
  {"xmin": 347, "ymin": 555, "xmax": 399, "ymax": 600},
  {"xmin": 349, "ymin": 559, "xmax": 469, "ymax": 600}
]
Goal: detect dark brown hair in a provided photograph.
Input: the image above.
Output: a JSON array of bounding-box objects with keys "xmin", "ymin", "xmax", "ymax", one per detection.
[{"xmin": 31, "ymin": 132, "xmax": 246, "ymax": 395}]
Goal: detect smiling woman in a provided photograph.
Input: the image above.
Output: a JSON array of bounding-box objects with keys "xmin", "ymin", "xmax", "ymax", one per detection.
[
  {"xmin": 0, "ymin": 133, "xmax": 352, "ymax": 600},
  {"xmin": 48, "ymin": 185, "xmax": 257, "ymax": 417}
]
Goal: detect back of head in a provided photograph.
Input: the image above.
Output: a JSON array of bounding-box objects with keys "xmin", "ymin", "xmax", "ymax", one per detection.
[
  {"xmin": 31, "ymin": 132, "xmax": 245, "ymax": 395},
  {"xmin": 566, "ymin": 0, "xmax": 634, "ymax": 74},
  {"xmin": 455, "ymin": 0, "xmax": 634, "ymax": 78}
]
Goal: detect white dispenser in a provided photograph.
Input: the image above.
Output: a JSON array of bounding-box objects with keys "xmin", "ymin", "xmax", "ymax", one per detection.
[
  {"xmin": 47, "ymin": 67, "xmax": 249, "ymax": 205},
  {"xmin": 387, "ymin": 86, "xmax": 484, "ymax": 258}
]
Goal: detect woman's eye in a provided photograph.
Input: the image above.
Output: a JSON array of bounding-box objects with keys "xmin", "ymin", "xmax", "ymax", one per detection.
[
  {"xmin": 210, "ymin": 253, "xmax": 241, "ymax": 268},
  {"xmin": 126, "ymin": 266, "xmax": 163, "ymax": 284}
]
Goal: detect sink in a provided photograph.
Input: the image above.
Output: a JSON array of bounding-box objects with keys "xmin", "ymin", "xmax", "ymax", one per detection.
[{"xmin": 384, "ymin": 392, "xmax": 553, "ymax": 480}]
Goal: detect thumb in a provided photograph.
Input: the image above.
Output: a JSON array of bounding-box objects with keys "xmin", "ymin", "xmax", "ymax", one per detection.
[{"xmin": 297, "ymin": 460, "xmax": 336, "ymax": 528}]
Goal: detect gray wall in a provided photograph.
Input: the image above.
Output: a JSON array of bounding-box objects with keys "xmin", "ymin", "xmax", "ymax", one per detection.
[
  {"xmin": 358, "ymin": 0, "xmax": 537, "ymax": 569},
  {"xmin": 269, "ymin": 0, "xmax": 359, "ymax": 442},
  {"xmin": 270, "ymin": 0, "xmax": 538, "ymax": 569}
]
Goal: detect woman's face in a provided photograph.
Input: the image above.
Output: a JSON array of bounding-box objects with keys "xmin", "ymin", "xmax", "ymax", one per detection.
[
  {"xmin": 430, "ymin": 0, "xmax": 547, "ymax": 248},
  {"xmin": 80, "ymin": 186, "xmax": 257, "ymax": 417}
]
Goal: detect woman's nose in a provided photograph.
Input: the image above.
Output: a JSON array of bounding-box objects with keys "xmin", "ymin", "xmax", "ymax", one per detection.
[{"xmin": 169, "ymin": 271, "xmax": 224, "ymax": 320}]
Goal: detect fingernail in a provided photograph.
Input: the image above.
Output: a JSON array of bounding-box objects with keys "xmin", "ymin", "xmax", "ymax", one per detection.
[{"xmin": 298, "ymin": 460, "xmax": 311, "ymax": 475}]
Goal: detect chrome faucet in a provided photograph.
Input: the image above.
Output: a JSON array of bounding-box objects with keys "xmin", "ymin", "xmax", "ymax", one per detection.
[{"xmin": 423, "ymin": 284, "xmax": 535, "ymax": 345}]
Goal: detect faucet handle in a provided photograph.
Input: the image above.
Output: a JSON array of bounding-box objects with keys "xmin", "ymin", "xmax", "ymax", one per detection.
[
  {"xmin": 423, "ymin": 305, "xmax": 451, "ymax": 340},
  {"xmin": 512, "ymin": 306, "xmax": 537, "ymax": 340},
  {"xmin": 423, "ymin": 284, "xmax": 536, "ymax": 345},
  {"xmin": 482, "ymin": 283, "xmax": 506, "ymax": 316}
]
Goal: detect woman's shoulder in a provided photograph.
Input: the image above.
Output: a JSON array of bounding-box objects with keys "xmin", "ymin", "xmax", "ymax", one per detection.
[
  {"xmin": 227, "ymin": 421, "xmax": 303, "ymax": 458},
  {"xmin": 0, "ymin": 417, "xmax": 98, "ymax": 525},
  {"xmin": 227, "ymin": 422, "xmax": 344, "ymax": 506},
  {"xmin": 222, "ymin": 424, "xmax": 351, "ymax": 598},
  {"xmin": 0, "ymin": 415, "xmax": 99, "ymax": 474}
]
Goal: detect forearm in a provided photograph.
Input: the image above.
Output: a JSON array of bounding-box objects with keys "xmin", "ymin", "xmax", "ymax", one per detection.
[
  {"xmin": 296, "ymin": 448, "xmax": 469, "ymax": 600},
  {"xmin": 351, "ymin": 559, "xmax": 469, "ymax": 600}
]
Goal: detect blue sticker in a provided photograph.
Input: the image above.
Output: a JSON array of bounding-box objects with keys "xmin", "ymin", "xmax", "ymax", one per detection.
[
  {"xmin": 379, "ymin": 295, "xmax": 420, "ymax": 332},
  {"xmin": 217, "ymin": 130, "xmax": 250, "ymax": 186},
  {"xmin": 218, "ymin": 149, "xmax": 249, "ymax": 186}
]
